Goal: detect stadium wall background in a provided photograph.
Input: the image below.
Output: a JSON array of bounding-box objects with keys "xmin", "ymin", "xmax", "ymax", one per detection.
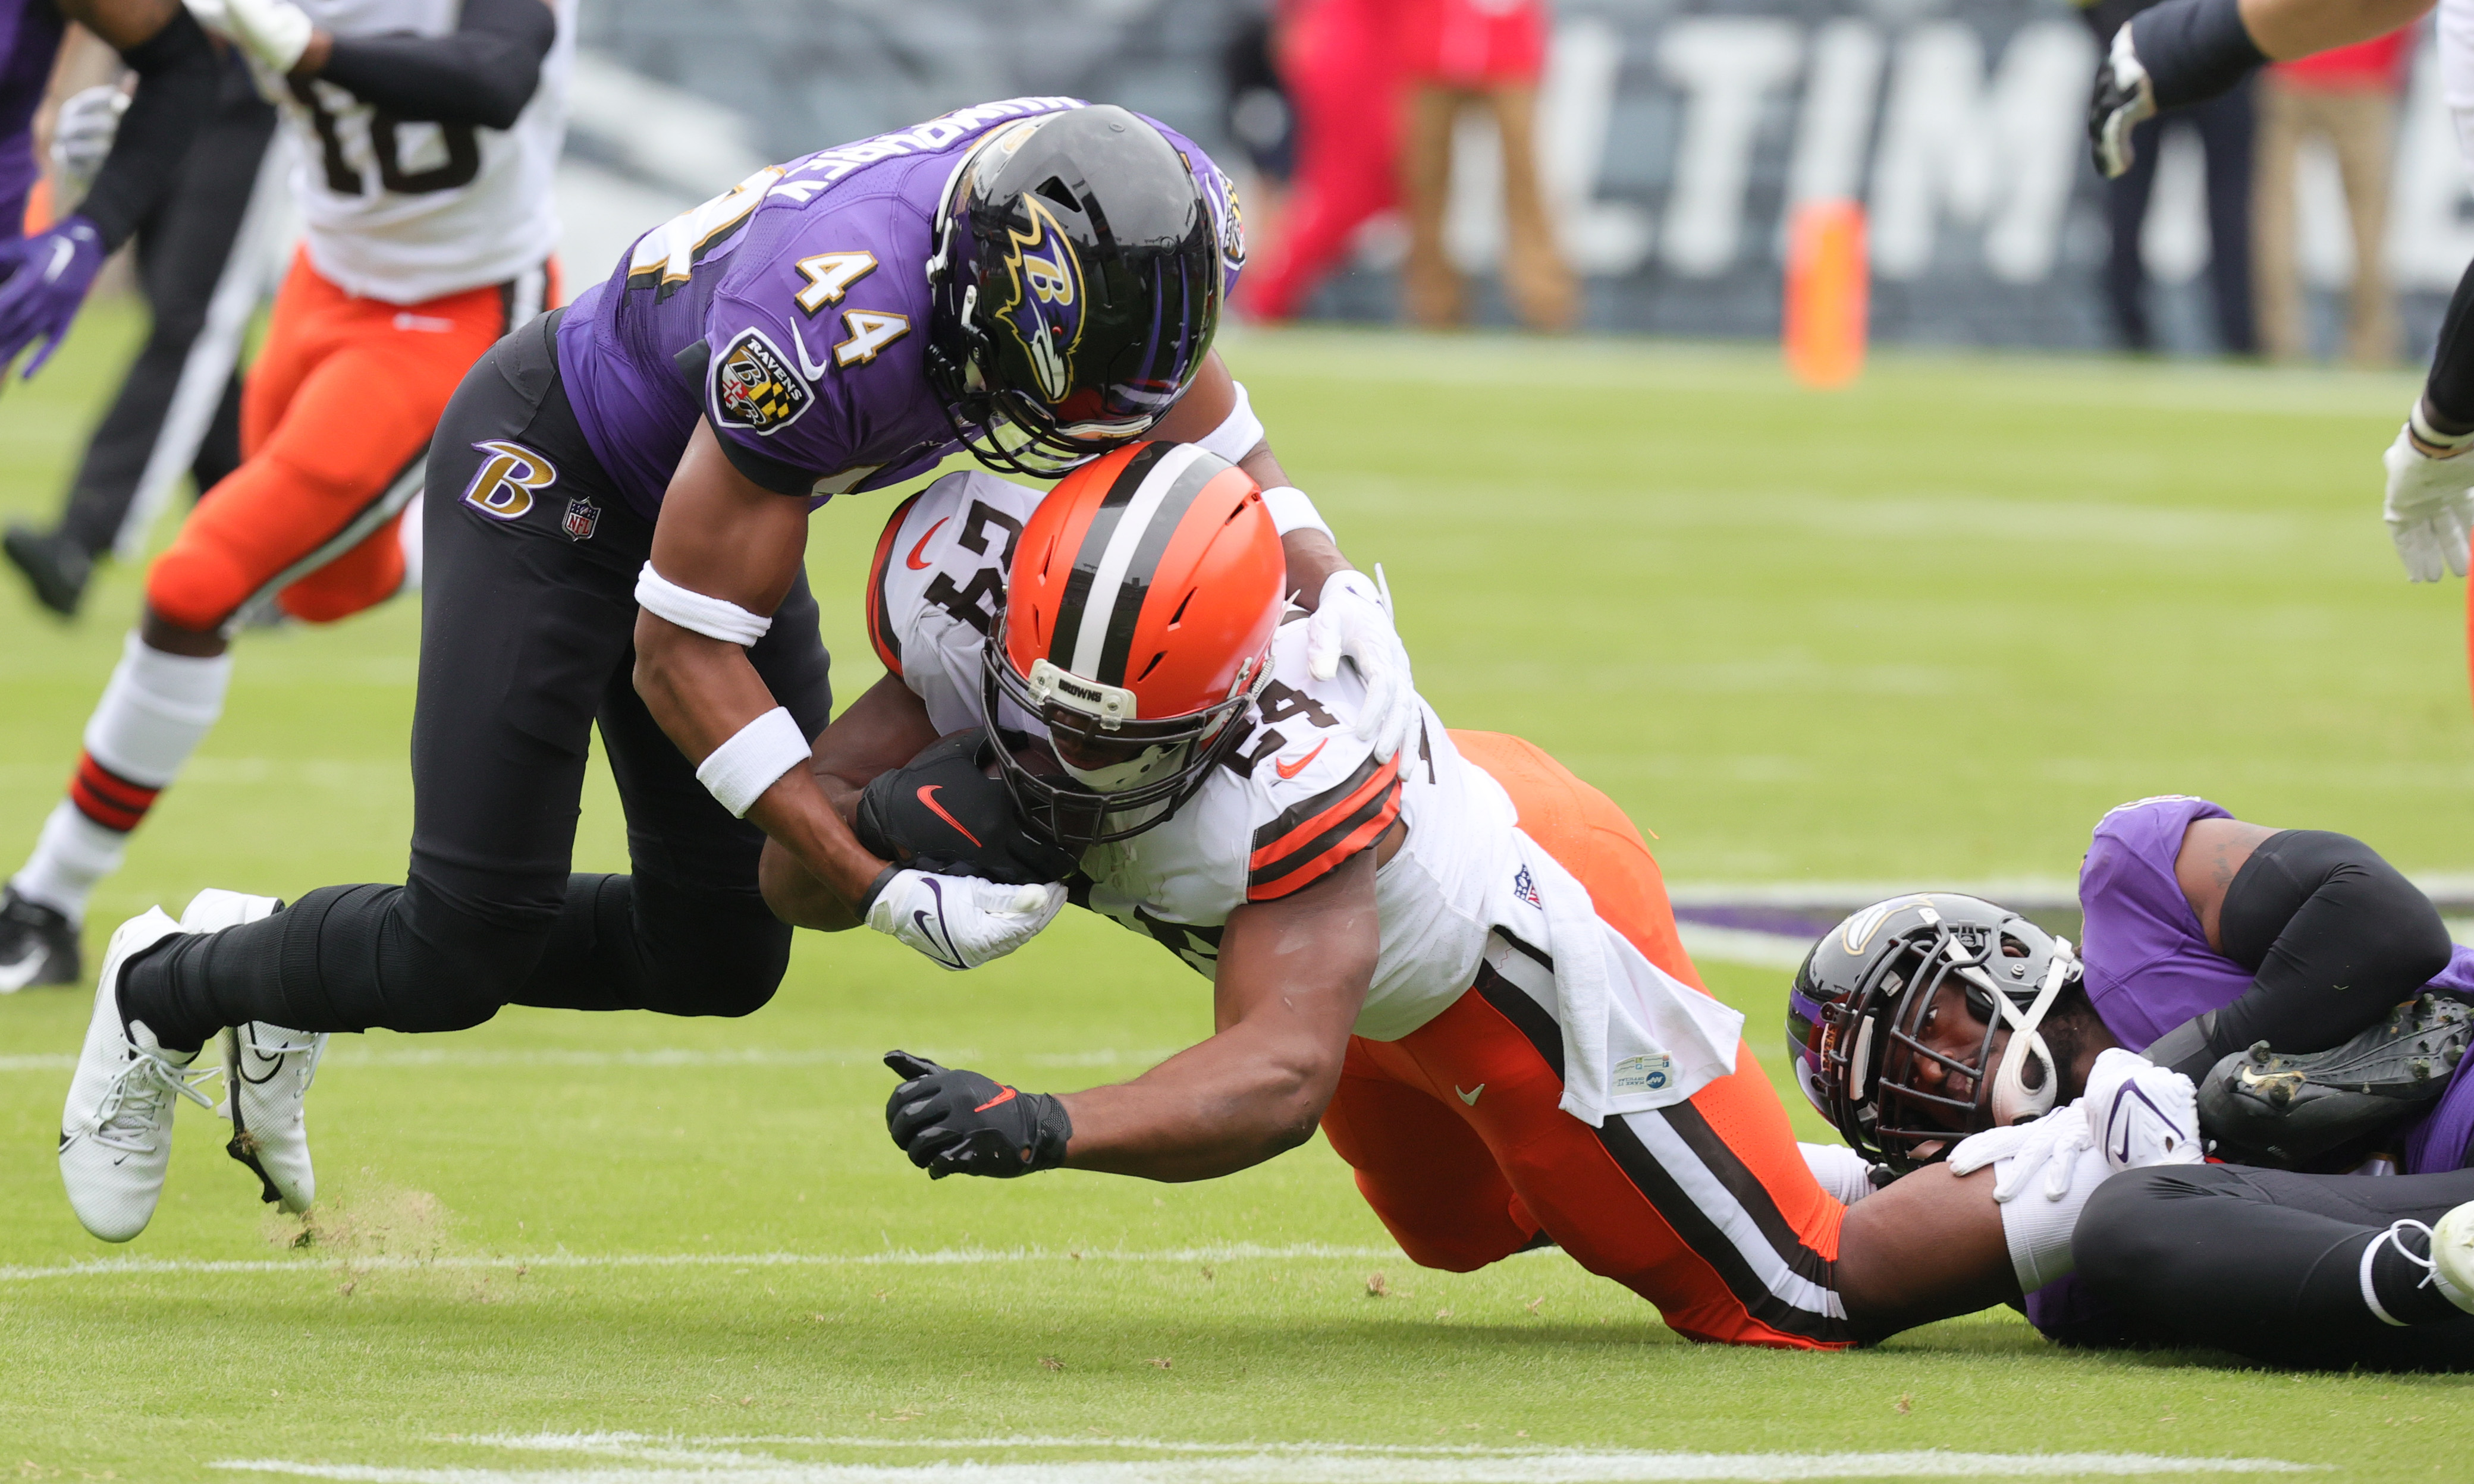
[{"xmin": 568, "ymin": 0, "xmax": 2474, "ymax": 355}]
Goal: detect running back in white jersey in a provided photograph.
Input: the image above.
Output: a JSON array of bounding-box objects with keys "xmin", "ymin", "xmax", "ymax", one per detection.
[
  {"xmin": 268, "ymin": 0, "xmax": 574, "ymax": 304},
  {"xmin": 868, "ymin": 470, "xmax": 1514, "ymax": 1042}
]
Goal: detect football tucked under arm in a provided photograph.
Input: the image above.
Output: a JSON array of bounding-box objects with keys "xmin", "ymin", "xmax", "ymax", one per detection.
[{"xmin": 853, "ymin": 730, "xmax": 1079, "ymax": 886}]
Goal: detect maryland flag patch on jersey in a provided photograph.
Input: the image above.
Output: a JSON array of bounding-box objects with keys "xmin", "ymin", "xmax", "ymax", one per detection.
[{"xmin": 711, "ymin": 328, "xmax": 813, "ymax": 435}]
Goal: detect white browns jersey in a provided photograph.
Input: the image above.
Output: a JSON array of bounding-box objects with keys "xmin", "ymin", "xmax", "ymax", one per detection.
[
  {"xmin": 868, "ymin": 470, "xmax": 1517, "ymax": 1042},
  {"xmin": 267, "ymin": 0, "xmax": 574, "ymax": 304}
]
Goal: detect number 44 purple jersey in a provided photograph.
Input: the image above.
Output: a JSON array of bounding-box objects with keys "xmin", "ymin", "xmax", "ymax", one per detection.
[{"xmin": 552, "ymin": 97, "xmax": 1245, "ymax": 518}]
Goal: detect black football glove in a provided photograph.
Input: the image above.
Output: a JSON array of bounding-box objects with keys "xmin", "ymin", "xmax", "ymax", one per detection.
[
  {"xmin": 883, "ymin": 1050, "xmax": 1072, "ymax": 1180},
  {"xmin": 853, "ymin": 730, "xmax": 1079, "ymax": 885}
]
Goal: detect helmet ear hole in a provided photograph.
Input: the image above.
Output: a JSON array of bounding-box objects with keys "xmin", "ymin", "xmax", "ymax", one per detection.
[{"xmin": 1037, "ymin": 176, "xmax": 1080, "ymax": 210}]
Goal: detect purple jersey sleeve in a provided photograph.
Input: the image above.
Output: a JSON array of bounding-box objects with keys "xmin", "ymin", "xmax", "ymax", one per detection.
[
  {"xmin": 2076, "ymin": 796, "xmax": 2247, "ymax": 1051},
  {"xmin": 0, "ymin": 0, "xmax": 68, "ymax": 228}
]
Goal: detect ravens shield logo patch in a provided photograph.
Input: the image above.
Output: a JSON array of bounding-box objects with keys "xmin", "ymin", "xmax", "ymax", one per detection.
[{"xmin": 710, "ymin": 328, "xmax": 814, "ymax": 435}]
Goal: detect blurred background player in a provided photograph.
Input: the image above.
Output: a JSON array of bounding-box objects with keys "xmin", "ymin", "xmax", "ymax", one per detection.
[
  {"xmin": 0, "ymin": 0, "xmax": 571, "ymax": 996},
  {"xmin": 2252, "ymin": 26, "xmax": 2410, "ymax": 365},
  {"xmin": 2084, "ymin": 0, "xmax": 2474, "ymax": 575},
  {"xmin": 4, "ymin": 34, "xmax": 277, "ymax": 618},
  {"xmin": 2078, "ymin": 0, "xmax": 2258, "ymax": 356},
  {"xmin": 1236, "ymin": 0, "xmax": 1401, "ymax": 322},
  {"xmin": 1398, "ymin": 0, "xmax": 1574, "ymax": 331},
  {"xmin": 0, "ymin": 0, "xmax": 219, "ymax": 380}
]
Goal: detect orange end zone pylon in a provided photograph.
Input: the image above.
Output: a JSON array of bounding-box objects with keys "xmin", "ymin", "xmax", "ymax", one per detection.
[{"xmin": 1784, "ymin": 200, "xmax": 1867, "ymax": 389}]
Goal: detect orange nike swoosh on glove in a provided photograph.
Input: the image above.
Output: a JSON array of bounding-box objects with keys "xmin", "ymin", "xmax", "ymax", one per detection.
[
  {"xmin": 974, "ymin": 1086, "xmax": 1019, "ymax": 1112},
  {"xmin": 917, "ymin": 784, "xmax": 984, "ymax": 846}
]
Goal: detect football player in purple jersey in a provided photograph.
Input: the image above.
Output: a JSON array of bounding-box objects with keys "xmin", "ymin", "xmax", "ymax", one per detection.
[
  {"xmin": 71, "ymin": 99, "xmax": 1419, "ymax": 1242},
  {"xmin": 2084, "ymin": 0, "xmax": 2474, "ymax": 584},
  {"xmin": 1795, "ymin": 798, "xmax": 2474, "ymax": 1369},
  {"xmin": 0, "ymin": 0, "xmax": 218, "ymax": 377}
]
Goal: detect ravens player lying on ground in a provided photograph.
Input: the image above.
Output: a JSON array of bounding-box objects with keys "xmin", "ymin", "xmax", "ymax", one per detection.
[
  {"xmin": 70, "ymin": 99, "xmax": 1416, "ymax": 1245},
  {"xmin": 762, "ymin": 443, "xmax": 2208, "ymax": 1350},
  {"xmin": 1795, "ymin": 798, "xmax": 2474, "ymax": 1370}
]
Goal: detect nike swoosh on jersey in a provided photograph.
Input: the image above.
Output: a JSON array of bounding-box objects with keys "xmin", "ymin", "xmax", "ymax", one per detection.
[
  {"xmin": 1455, "ymin": 1083, "xmax": 1484, "ymax": 1105},
  {"xmin": 974, "ymin": 1086, "xmax": 1019, "ymax": 1112},
  {"xmin": 905, "ymin": 517, "xmax": 949, "ymax": 571},
  {"xmin": 1274, "ymin": 740, "xmax": 1329, "ymax": 780},
  {"xmin": 785, "ymin": 318, "xmax": 833, "ymax": 382},
  {"xmin": 918, "ymin": 784, "xmax": 984, "ymax": 847}
]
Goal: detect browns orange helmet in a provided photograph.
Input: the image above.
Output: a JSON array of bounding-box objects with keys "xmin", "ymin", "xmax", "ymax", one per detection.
[{"xmin": 983, "ymin": 441, "xmax": 1281, "ymax": 846}]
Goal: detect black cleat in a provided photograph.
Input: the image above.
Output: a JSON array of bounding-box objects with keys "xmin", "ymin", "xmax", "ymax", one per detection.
[
  {"xmin": 3, "ymin": 524, "xmax": 94, "ymax": 618},
  {"xmin": 2198, "ymin": 993, "xmax": 2474, "ymax": 1168},
  {"xmin": 0, "ymin": 885, "xmax": 81, "ymax": 991}
]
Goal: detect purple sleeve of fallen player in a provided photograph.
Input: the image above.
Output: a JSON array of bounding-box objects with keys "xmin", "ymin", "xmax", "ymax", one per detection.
[{"xmin": 2076, "ymin": 796, "xmax": 2249, "ymax": 1051}]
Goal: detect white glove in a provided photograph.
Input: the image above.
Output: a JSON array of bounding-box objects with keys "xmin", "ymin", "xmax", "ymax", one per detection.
[
  {"xmin": 48, "ymin": 85, "xmax": 127, "ymax": 204},
  {"xmin": 865, "ymin": 869, "xmax": 1064, "ymax": 971},
  {"xmin": 1304, "ymin": 567, "xmax": 1417, "ymax": 763},
  {"xmin": 1950, "ymin": 1105, "xmax": 2096, "ymax": 1205},
  {"xmin": 2383, "ymin": 423, "xmax": 2474, "ymax": 583},
  {"xmin": 198, "ymin": 0, "xmax": 315, "ymax": 74},
  {"xmin": 2083, "ymin": 1046, "xmax": 2203, "ymax": 1172}
]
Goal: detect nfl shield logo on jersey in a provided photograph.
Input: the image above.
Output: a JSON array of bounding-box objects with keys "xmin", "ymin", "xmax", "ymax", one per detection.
[{"xmin": 561, "ymin": 496, "xmax": 599, "ymax": 542}]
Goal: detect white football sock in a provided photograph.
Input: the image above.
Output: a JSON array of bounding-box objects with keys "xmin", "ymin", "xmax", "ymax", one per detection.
[
  {"xmin": 1996, "ymin": 1139, "xmax": 2111, "ymax": 1292},
  {"xmin": 11, "ymin": 633, "xmax": 231, "ymax": 923}
]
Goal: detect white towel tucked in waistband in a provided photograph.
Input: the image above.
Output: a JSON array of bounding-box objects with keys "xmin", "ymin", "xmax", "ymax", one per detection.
[{"xmin": 1503, "ymin": 823, "xmax": 1744, "ymax": 1128}]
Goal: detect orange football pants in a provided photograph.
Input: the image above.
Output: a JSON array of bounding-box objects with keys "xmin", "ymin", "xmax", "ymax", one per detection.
[
  {"xmin": 1319, "ymin": 731, "xmax": 1853, "ymax": 1349},
  {"xmin": 145, "ymin": 250, "xmax": 550, "ymax": 631}
]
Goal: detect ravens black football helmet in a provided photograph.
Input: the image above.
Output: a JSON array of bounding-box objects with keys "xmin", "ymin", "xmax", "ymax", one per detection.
[
  {"xmin": 1787, "ymin": 894, "xmax": 2083, "ymax": 1171},
  {"xmin": 925, "ymin": 105, "xmax": 1226, "ymax": 477}
]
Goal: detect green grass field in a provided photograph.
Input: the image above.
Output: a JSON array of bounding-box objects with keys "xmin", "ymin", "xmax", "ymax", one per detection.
[{"xmin": 4, "ymin": 303, "xmax": 2472, "ymax": 1480}]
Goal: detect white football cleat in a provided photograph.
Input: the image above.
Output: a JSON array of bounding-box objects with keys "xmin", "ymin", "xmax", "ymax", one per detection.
[
  {"xmin": 58, "ymin": 907, "xmax": 216, "ymax": 1242},
  {"xmin": 181, "ymin": 890, "xmax": 321, "ymax": 1212},
  {"xmin": 2430, "ymin": 1202, "xmax": 2474, "ymax": 1315},
  {"xmin": 2086, "ymin": 1046, "xmax": 2203, "ymax": 1171}
]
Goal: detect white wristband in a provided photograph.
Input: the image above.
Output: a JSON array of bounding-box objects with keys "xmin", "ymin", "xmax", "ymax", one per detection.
[
  {"xmin": 636, "ymin": 562, "xmax": 774, "ymax": 646},
  {"xmin": 1258, "ymin": 485, "xmax": 1331, "ymax": 540},
  {"xmin": 1195, "ymin": 381, "xmax": 1266, "ymax": 466},
  {"xmin": 2410, "ymin": 401, "xmax": 2474, "ymax": 455},
  {"xmin": 1996, "ymin": 1142, "xmax": 2106, "ymax": 1292},
  {"xmin": 693, "ymin": 706, "xmax": 808, "ymax": 818}
]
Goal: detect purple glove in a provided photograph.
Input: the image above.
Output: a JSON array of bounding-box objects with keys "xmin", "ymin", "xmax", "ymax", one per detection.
[{"xmin": 0, "ymin": 216, "xmax": 106, "ymax": 378}]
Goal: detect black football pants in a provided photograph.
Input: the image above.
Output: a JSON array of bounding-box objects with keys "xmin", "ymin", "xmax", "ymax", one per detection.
[
  {"xmin": 123, "ymin": 310, "xmax": 833, "ymax": 1042},
  {"xmin": 2074, "ymin": 1161, "xmax": 2474, "ymax": 1371},
  {"xmin": 55, "ymin": 75, "xmax": 274, "ymax": 556}
]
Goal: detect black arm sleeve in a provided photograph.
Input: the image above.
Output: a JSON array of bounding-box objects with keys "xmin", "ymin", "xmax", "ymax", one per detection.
[
  {"xmin": 77, "ymin": 8, "xmax": 220, "ymax": 252},
  {"xmin": 2149, "ymin": 831, "xmax": 2456, "ymax": 1080},
  {"xmin": 315, "ymin": 0, "xmax": 555, "ymax": 131},
  {"xmin": 2422, "ymin": 255, "xmax": 2474, "ymax": 436},
  {"xmin": 2126, "ymin": 0, "xmax": 2268, "ymax": 110}
]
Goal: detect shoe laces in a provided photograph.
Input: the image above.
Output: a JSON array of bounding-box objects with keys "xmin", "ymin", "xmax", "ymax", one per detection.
[
  {"xmin": 238, "ymin": 1026, "xmax": 325, "ymax": 1086},
  {"xmin": 2359, "ymin": 1218, "xmax": 2440, "ymax": 1326},
  {"xmin": 91, "ymin": 1046, "xmax": 219, "ymax": 1155}
]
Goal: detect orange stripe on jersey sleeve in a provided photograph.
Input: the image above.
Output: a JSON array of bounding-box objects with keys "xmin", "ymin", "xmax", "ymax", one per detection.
[
  {"xmin": 1247, "ymin": 754, "xmax": 1402, "ymax": 901},
  {"xmin": 865, "ymin": 491, "xmax": 925, "ymax": 678}
]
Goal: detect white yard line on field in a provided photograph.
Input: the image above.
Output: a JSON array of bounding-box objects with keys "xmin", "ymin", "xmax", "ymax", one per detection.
[
  {"xmin": 0, "ymin": 1242, "xmax": 1414, "ymax": 1283},
  {"xmin": 0, "ymin": 1047, "xmax": 1181, "ymax": 1074},
  {"xmin": 208, "ymin": 1432, "xmax": 2324, "ymax": 1483}
]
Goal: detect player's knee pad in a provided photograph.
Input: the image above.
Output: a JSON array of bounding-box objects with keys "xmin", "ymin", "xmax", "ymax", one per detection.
[{"xmin": 633, "ymin": 877, "xmax": 791, "ymax": 1018}]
